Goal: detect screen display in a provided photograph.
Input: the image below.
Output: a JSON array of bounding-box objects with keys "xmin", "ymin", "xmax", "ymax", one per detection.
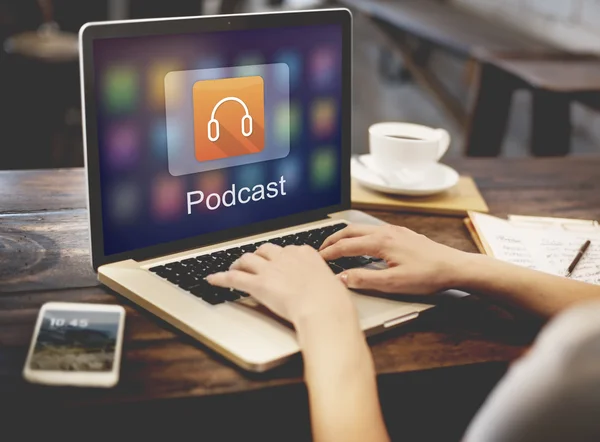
[
  {"xmin": 92, "ymin": 24, "xmax": 344, "ymax": 256},
  {"xmin": 30, "ymin": 310, "xmax": 121, "ymax": 372}
]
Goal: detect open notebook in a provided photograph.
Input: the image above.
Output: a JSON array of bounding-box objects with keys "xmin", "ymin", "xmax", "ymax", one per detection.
[{"xmin": 466, "ymin": 212, "xmax": 600, "ymax": 285}]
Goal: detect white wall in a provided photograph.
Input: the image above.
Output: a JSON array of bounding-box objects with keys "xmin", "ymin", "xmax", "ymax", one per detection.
[{"xmin": 452, "ymin": 0, "xmax": 600, "ymax": 54}]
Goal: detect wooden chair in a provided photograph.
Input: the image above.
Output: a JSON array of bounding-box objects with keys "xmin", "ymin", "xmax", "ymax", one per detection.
[
  {"xmin": 466, "ymin": 53, "xmax": 600, "ymax": 156},
  {"xmin": 334, "ymin": 0, "xmax": 558, "ymax": 129}
]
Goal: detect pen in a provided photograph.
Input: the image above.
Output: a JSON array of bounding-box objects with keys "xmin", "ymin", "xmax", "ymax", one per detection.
[{"xmin": 566, "ymin": 240, "xmax": 591, "ymax": 277}]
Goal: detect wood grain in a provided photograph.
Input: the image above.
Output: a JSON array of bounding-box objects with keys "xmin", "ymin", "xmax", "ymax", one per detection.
[
  {"xmin": 351, "ymin": 176, "xmax": 489, "ymax": 216},
  {"xmin": 0, "ymin": 286, "xmax": 532, "ymax": 405},
  {"xmin": 0, "ymin": 209, "xmax": 98, "ymax": 293},
  {"xmin": 0, "ymin": 169, "xmax": 86, "ymax": 213},
  {"xmin": 1, "ymin": 158, "xmax": 598, "ymax": 407}
]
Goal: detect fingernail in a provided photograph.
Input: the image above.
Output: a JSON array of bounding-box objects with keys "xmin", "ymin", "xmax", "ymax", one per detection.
[{"xmin": 339, "ymin": 273, "xmax": 348, "ymax": 285}]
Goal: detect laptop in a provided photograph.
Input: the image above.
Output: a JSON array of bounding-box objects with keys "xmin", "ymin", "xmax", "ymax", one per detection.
[{"xmin": 79, "ymin": 8, "xmax": 433, "ymax": 372}]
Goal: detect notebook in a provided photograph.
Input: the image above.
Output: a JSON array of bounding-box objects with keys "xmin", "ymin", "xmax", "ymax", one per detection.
[
  {"xmin": 351, "ymin": 176, "xmax": 489, "ymax": 216},
  {"xmin": 466, "ymin": 212, "xmax": 600, "ymax": 284}
]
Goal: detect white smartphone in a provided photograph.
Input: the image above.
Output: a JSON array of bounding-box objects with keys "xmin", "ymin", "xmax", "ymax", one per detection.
[{"xmin": 23, "ymin": 302, "xmax": 126, "ymax": 388}]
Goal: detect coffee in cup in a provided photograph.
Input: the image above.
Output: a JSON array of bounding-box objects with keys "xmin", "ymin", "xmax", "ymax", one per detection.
[{"xmin": 369, "ymin": 122, "xmax": 450, "ymax": 185}]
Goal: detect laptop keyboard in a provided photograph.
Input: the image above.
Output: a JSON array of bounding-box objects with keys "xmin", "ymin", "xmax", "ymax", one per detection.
[{"xmin": 148, "ymin": 223, "xmax": 380, "ymax": 305}]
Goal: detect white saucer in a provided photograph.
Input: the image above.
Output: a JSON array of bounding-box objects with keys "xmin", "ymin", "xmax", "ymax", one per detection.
[{"xmin": 351, "ymin": 154, "xmax": 459, "ymax": 196}]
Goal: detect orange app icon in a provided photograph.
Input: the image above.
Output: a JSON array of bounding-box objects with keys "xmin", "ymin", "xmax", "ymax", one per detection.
[{"xmin": 193, "ymin": 76, "xmax": 265, "ymax": 163}]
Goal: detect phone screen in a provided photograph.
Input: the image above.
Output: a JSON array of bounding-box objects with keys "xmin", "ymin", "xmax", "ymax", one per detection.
[{"xmin": 29, "ymin": 309, "xmax": 121, "ymax": 372}]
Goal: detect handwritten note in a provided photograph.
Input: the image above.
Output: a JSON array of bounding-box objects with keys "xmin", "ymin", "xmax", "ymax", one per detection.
[
  {"xmin": 539, "ymin": 233, "xmax": 600, "ymax": 284},
  {"xmin": 470, "ymin": 212, "xmax": 600, "ymax": 285},
  {"xmin": 472, "ymin": 213, "xmax": 540, "ymax": 271}
]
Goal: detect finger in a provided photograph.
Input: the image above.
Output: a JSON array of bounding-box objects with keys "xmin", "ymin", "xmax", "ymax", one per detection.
[
  {"xmin": 320, "ymin": 224, "xmax": 381, "ymax": 251},
  {"xmin": 320, "ymin": 235, "xmax": 382, "ymax": 261},
  {"xmin": 230, "ymin": 253, "xmax": 268, "ymax": 274},
  {"xmin": 255, "ymin": 243, "xmax": 283, "ymax": 261},
  {"xmin": 339, "ymin": 268, "xmax": 396, "ymax": 292},
  {"xmin": 207, "ymin": 270, "xmax": 259, "ymax": 293}
]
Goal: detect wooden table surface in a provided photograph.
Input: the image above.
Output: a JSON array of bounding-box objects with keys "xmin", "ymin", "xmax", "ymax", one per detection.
[{"xmin": 2, "ymin": 157, "xmax": 600, "ymax": 412}]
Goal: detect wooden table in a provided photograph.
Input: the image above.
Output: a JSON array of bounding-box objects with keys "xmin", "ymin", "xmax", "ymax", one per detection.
[
  {"xmin": 466, "ymin": 55, "xmax": 600, "ymax": 157},
  {"xmin": 3, "ymin": 158, "xmax": 600, "ymax": 440}
]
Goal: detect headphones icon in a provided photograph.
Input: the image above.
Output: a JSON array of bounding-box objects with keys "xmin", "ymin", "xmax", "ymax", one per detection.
[{"xmin": 207, "ymin": 97, "xmax": 253, "ymax": 142}]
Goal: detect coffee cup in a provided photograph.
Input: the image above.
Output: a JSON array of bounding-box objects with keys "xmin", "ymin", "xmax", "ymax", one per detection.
[{"xmin": 369, "ymin": 122, "xmax": 450, "ymax": 185}]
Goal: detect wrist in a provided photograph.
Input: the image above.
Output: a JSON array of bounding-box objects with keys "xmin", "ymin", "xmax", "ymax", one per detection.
[
  {"xmin": 291, "ymin": 287, "xmax": 357, "ymax": 333},
  {"xmin": 297, "ymin": 306, "xmax": 373, "ymax": 386},
  {"xmin": 448, "ymin": 252, "xmax": 494, "ymax": 290},
  {"xmin": 293, "ymin": 292, "xmax": 364, "ymax": 357}
]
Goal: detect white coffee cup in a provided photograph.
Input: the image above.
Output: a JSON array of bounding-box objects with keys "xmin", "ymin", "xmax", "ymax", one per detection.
[{"xmin": 369, "ymin": 122, "xmax": 450, "ymax": 185}]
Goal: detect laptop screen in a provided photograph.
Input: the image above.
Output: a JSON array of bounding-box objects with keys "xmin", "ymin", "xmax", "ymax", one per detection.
[{"xmin": 92, "ymin": 23, "xmax": 344, "ymax": 256}]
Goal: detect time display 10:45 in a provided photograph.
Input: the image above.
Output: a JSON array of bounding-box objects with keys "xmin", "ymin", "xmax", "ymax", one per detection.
[{"xmin": 48, "ymin": 318, "xmax": 89, "ymax": 328}]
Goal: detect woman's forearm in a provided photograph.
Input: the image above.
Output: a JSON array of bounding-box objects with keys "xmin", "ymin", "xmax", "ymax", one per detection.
[
  {"xmin": 456, "ymin": 253, "xmax": 600, "ymax": 318},
  {"xmin": 296, "ymin": 306, "xmax": 390, "ymax": 442}
]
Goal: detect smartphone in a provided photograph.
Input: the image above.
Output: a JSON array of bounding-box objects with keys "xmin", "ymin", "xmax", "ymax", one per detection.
[{"xmin": 23, "ymin": 302, "xmax": 126, "ymax": 388}]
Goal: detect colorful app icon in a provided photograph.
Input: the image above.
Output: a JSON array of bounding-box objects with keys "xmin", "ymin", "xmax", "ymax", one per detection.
[
  {"xmin": 165, "ymin": 64, "xmax": 290, "ymax": 176},
  {"xmin": 277, "ymin": 156, "xmax": 303, "ymax": 191},
  {"xmin": 109, "ymin": 181, "xmax": 141, "ymax": 225},
  {"xmin": 311, "ymin": 146, "xmax": 337, "ymax": 190},
  {"xmin": 103, "ymin": 65, "xmax": 138, "ymax": 114},
  {"xmin": 106, "ymin": 122, "xmax": 140, "ymax": 169},
  {"xmin": 235, "ymin": 53, "xmax": 266, "ymax": 77},
  {"xmin": 196, "ymin": 56, "xmax": 227, "ymax": 80},
  {"xmin": 310, "ymin": 47, "xmax": 337, "ymax": 89},
  {"xmin": 275, "ymin": 101, "xmax": 301, "ymax": 146},
  {"xmin": 196, "ymin": 170, "xmax": 227, "ymax": 196},
  {"xmin": 193, "ymin": 76, "xmax": 265, "ymax": 163},
  {"xmin": 149, "ymin": 60, "xmax": 182, "ymax": 110},
  {"xmin": 196, "ymin": 55, "xmax": 224, "ymax": 70},
  {"xmin": 151, "ymin": 119, "xmax": 168, "ymax": 159},
  {"xmin": 236, "ymin": 162, "xmax": 266, "ymax": 188},
  {"xmin": 311, "ymin": 99, "xmax": 337, "ymax": 139},
  {"xmin": 152, "ymin": 174, "xmax": 184, "ymax": 222},
  {"xmin": 274, "ymin": 51, "xmax": 302, "ymax": 91}
]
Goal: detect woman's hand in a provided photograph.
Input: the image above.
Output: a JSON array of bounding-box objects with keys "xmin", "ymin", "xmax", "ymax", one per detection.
[
  {"xmin": 320, "ymin": 224, "xmax": 472, "ymax": 295},
  {"xmin": 207, "ymin": 243, "xmax": 356, "ymax": 328}
]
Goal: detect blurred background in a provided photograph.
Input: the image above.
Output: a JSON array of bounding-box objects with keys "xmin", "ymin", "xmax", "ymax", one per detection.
[{"xmin": 1, "ymin": 0, "xmax": 600, "ymax": 170}]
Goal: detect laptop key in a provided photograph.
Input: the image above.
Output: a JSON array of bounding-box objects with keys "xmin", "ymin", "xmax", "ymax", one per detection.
[
  {"xmin": 165, "ymin": 273, "xmax": 183, "ymax": 284},
  {"xmin": 189, "ymin": 281, "xmax": 225, "ymax": 304},
  {"xmin": 354, "ymin": 256, "xmax": 373, "ymax": 266},
  {"xmin": 151, "ymin": 267, "xmax": 171, "ymax": 278},
  {"xmin": 189, "ymin": 280, "xmax": 211, "ymax": 296},
  {"xmin": 212, "ymin": 251, "xmax": 229, "ymax": 260},
  {"xmin": 269, "ymin": 238, "xmax": 284, "ymax": 246},
  {"xmin": 225, "ymin": 247, "xmax": 243, "ymax": 258},
  {"xmin": 280, "ymin": 234, "xmax": 296, "ymax": 246},
  {"xmin": 178, "ymin": 276, "xmax": 201, "ymax": 290},
  {"xmin": 332, "ymin": 223, "xmax": 347, "ymax": 232},
  {"xmin": 203, "ymin": 295, "xmax": 226, "ymax": 305},
  {"xmin": 327, "ymin": 262, "xmax": 345, "ymax": 274},
  {"xmin": 221, "ymin": 289, "xmax": 241, "ymax": 302},
  {"xmin": 333, "ymin": 256, "xmax": 371, "ymax": 270}
]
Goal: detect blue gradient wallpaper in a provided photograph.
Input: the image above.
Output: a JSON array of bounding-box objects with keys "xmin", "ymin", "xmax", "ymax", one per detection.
[{"xmin": 93, "ymin": 24, "xmax": 343, "ymax": 256}]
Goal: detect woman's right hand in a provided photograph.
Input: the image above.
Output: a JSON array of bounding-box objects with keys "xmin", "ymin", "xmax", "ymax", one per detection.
[{"xmin": 320, "ymin": 224, "xmax": 473, "ymax": 295}]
